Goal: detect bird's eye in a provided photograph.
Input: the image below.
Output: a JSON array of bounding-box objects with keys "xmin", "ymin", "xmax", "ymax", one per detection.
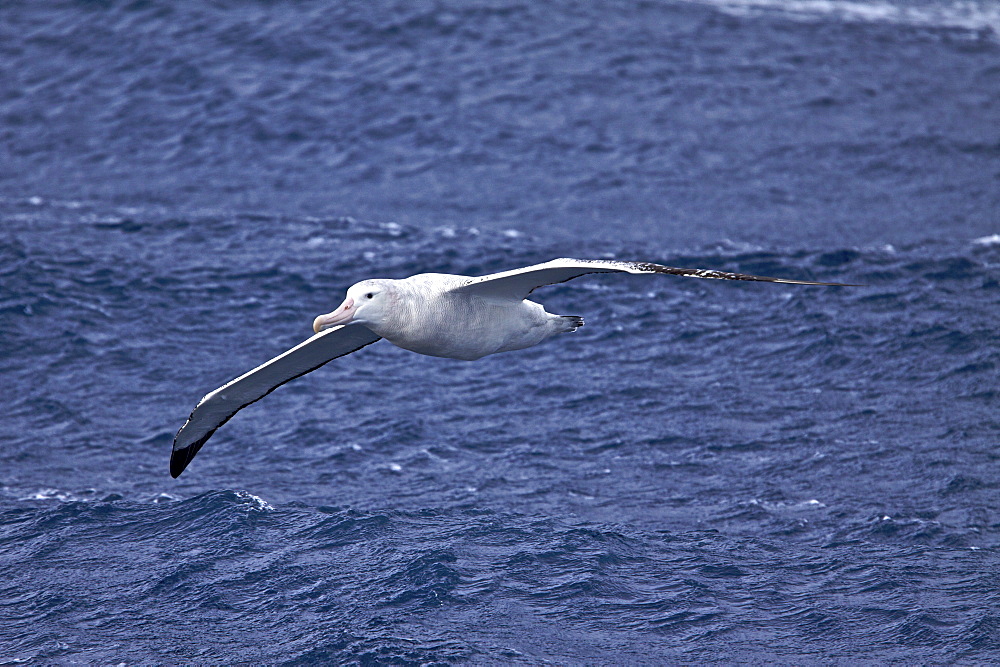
[{"xmin": 366, "ymin": 293, "xmax": 374, "ymax": 299}]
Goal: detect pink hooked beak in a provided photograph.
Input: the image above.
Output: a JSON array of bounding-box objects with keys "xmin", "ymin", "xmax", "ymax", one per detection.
[{"xmin": 312, "ymin": 297, "xmax": 355, "ymax": 333}]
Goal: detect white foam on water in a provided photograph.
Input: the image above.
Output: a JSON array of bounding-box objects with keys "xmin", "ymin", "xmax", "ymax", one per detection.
[
  {"xmin": 745, "ymin": 497, "xmax": 829, "ymax": 511},
  {"xmin": 19, "ymin": 488, "xmax": 103, "ymax": 502},
  {"xmin": 380, "ymin": 221, "xmax": 404, "ymax": 236},
  {"xmin": 680, "ymin": 0, "xmax": 1000, "ymax": 35},
  {"xmin": 234, "ymin": 490, "xmax": 274, "ymax": 511},
  {"xmin": 21, "ymin": 488, "xmax": 79, "ymax": 502},
  {"xmin": 972, "ymin": 233, "xmax": 1000, "ymax": 246}
]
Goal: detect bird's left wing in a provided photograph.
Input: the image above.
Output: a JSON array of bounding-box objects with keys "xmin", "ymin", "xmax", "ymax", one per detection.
[
  {"xmin": 451, "ymin": 258, "xmax": 855, "ymax": 301},
  {"xmin": 170, "ymin": 324, "xmax": 381, "ymax": 478}
]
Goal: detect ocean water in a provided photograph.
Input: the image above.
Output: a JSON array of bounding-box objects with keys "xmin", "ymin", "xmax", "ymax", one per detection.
[{"xmin": 1, "ymin": 1, "xmax": 998, "ymax": 664}]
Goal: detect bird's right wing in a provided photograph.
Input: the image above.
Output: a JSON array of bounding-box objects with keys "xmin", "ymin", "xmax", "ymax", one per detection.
[{"xmin": 170, "ymin": 324, "xmax": 382, "ymax": 478}]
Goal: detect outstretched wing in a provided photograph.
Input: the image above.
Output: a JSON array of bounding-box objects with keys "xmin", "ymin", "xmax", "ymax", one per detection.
[
  {"xmin": 170, "ymin": 324, "xmax": 382, "ymax": 478},
  {"xmin": 452, "ymin": 258, "xmax": 856, "ymax": 301}
]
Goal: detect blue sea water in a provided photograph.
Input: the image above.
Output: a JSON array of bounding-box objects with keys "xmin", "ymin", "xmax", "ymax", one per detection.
[{"xmin": 1, "ymin": 1, "xmax": 998, "ymax": 663}]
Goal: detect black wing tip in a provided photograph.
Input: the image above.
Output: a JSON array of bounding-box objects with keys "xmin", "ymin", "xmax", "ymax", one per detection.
[
  {"xmin": 772, "ymin": 278, "xmax": 864, "ymax": 286},
  {"xmin": 169, "ymin": 433, "xmax": 212, "ymax": 478},
  {"xmin": 170, "ymin": 445, "xmax": 197, "ymax": 478}
]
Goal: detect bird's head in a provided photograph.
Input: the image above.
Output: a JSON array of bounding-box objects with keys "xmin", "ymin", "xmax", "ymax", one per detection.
[{"xmin": 313, "ymin": 279, "xmax": 394, "ymax": 333}]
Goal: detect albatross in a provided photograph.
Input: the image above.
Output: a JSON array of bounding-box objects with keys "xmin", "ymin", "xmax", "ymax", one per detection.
[{"xmin": 170, "ymin": 258, "xmax": 853, "ymax": 477}]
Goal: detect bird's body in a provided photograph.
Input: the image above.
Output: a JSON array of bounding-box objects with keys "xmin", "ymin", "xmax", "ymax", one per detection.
[
  {"xmin": 351, "ymin": 273, "xmax": 576, "ymax": 360},
  {"xmin": 170, "ymin": 258, "xmax": 854, "ymax": 477}
]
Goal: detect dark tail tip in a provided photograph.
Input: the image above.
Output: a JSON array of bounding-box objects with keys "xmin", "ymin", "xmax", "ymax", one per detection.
[{"xmin": 561, "ymin": 315, "xmax": 584, "ymax": 331}]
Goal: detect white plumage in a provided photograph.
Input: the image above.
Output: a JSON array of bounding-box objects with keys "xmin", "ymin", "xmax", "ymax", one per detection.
[{"xmin": 171, "ymin": 258, "xmax": 851, "ymax": 477}]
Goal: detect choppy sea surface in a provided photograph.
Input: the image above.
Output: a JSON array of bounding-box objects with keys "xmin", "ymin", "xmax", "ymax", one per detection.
[{"xmin": 1, "ymin": 1, "xmax": 998, "ymax": 664}]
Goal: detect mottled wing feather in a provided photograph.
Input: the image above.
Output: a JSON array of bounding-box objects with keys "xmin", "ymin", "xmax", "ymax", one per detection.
[
  {"xmin": 170, "ymin": 324, "xmax": 382, "ymax": 478},
  {"xmin": 452, "ymin": 258, "xmax": 855, "ymax": 300}
]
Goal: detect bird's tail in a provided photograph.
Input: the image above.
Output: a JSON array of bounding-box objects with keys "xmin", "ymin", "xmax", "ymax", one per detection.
[{"xmin": 559, "ymin": 315, "xmax": 584, "ymax": 332}]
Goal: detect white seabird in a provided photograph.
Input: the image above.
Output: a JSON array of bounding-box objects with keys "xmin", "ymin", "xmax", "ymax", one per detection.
[{"xmin": 170, "ymin": 257, "xmax": 853, "ymax": 477}]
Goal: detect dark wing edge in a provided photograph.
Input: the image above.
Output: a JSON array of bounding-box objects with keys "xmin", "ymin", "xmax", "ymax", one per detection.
[
  {"xmin": 621, "ymin": 261, "xmax": 862, "ymax": 286},
  {"xmin": 169, "ymin": 325, "xmax": 382, "ymax": 478},
  {"xmin": 452, "ymin": 257, "xmax": 858, "ymax": 301}
]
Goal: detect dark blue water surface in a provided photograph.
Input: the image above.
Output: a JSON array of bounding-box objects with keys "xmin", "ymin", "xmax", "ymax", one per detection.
[{"xmin": 2, "ymin": 1, "xmax": 999, "ymax": 663}]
